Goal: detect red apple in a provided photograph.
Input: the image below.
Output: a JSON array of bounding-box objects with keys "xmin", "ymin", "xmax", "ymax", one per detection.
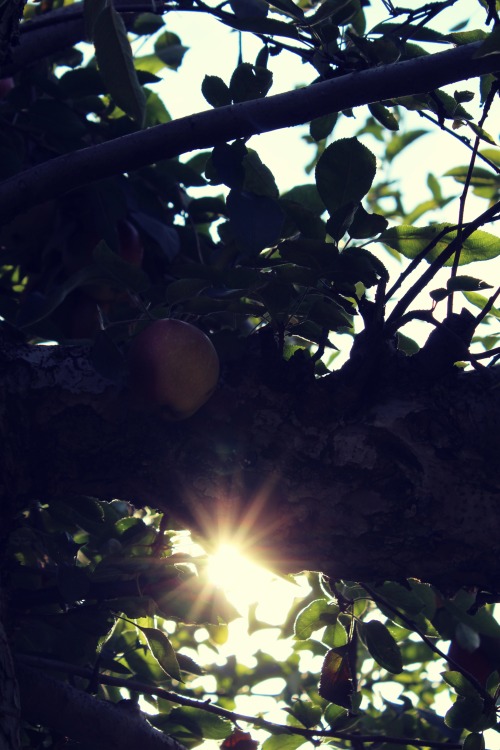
[
  {"xmin": 128, "ymin": 319, "xmax": 220, "ymax": 419},
  {"xmin": 448, "ymin": 638, "xmax": 495, "ymax": 686}
]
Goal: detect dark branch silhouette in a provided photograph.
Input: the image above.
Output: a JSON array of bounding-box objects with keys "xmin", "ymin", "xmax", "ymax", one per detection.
[{"xmin": 0, "ymin": 41, "xmax": 499, "ymax": 222}]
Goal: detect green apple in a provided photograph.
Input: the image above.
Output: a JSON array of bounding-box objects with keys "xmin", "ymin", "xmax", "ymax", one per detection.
[{"xmin": 128, "ymin": 319, "xmax": 220, "ymax": 419}]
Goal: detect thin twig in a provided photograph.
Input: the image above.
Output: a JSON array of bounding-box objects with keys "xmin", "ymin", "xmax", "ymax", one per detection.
[
  {"xmin": 384, "ymin": 224, "xmax": 458, "ymax": 304},
  {"xmin": 469, "ymin": 345, "xmax": 500, "ymax": 361},
  {"xmin": 475, "ymin": 285, "xmax": 500, "ymax": 327},
  {"xmin": 385, "ymin": 200, "xmax": 500, "ymax": 328},
  {"xmin": 447, "ymin": 82, "xmax": 499, "ymax": 316},
  {"xmin": 417, "ymin": 111, "xmax": 500, "ymax": 174}
]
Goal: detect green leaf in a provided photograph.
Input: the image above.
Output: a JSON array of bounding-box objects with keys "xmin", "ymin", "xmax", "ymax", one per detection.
[
  {"xmin": 92, "ymin": 241, "xmax": 150, "ymax": 292},
  {"xmin": 427, "ymin": 173, "xmax": 442, "ymax": 201},
  {"xmin": 473, "ymin": 24, "xmax": 500, "ymax": 58},
  {"xmin": 144, "ymin": 90, "xmax": 171, "ymax": 127},
  {"xmin": 443, "ymin": 670, "xmax": 483, "ymax": 699},
  {"xmin": 430, "ymin": 287, "xmax": 449, "ymax": 302},
  {"xmin": 432, "ymin": 90, "xmax": 473, "ymax": 120},
  {"xmin": 445, "ymin": 695, "xmax": 484, "ymax": 731},
  {"xmin": 368, "ymin": 102, "xmax": 399, "ymax": 131},
  {"xmin": 316, "ymin": 138, "xmax": 377, "ymax": 214},
  {"xmin": 360, "ymin": 620, "xmax": 403, "ymax": 674},
  {"xmin": 137, "ymin": 626, "xmax": 182, "ymax": 681},
  {"xmin": 201, "ymin": 75, "xmax": 232, "ymax": 108},
  {"xmin": 386, "ymin": 129, "xmax": 428, "ymax": 162},
  {"xmin": 294, "ymin": 599, "xmax": 339, "ymax": 639},
  {"xmin": 229, "ymin": 63, "xmax": 273, "ymax": 102},
  {"xmin": 374, "ymin": 581, "xmax": 427, "ymax": 617},
  {"xmin": 49, "ymin": 495, "xmax": 106, "ymax": 536},
  {"xmin": 447, "ymin": 29, "xmax": 487, "ymax": 45},
  {"xmin": 221, "ymin": 15, "xmax": 300, "ymax": 38},
  {"xmin": 262, "ymin": 734, "xmax": 303, "ymax": 750},
  {"xmin": 310, "ymin": 112, "xmax": 337, "ymax": 142},
  {"xmin": 169, "ymin": 707, "xmax": 232, "ymax": 740},
  {"xmin": 324, "ymin": 703, "xmax": 348, "ymax": 727},
  {"xmin": 349, "ymin": 205, "xmax": 388, "ymax": 238},
  {"xmin": 379, "ymin": 225, "xmax": 500, "ymax": 266},
  {"xmin": 243, "ymin": 149, "xmax": 279, "ymax": 198},
  {"xmin": 154, "ymin": 31, "xmax": 188, "ymax": 70},
  {"xmin": 288, "ymin": 700, "xmax": 322, "ymax": 729},
  {"xmin": 463, "ymin": 291, "xmax": 500, "ymax": 319},
  {"xmin": 463, "ymin": 733, "xmax": 485, "ymax": 750},
  {"xmin": 445, "ymin": 166, "xmax": 499, "ymax": 187},
  {"xmin": 227, "ymin": 190, "xmax": 284, "ymax": 256},
  {"xmin": 230, "ymin": 0, "xmax": 268, "ymax": 17},
  {"xmin": 323, "ymin": 620, "xmax": 349, "ymax": 648},
  {"xmin": 133, "ymin": 12, "xmax": 164, "ymax": 35},
  {"xmin": 94, "ymin": 4, "xmax": 146, "ymax": 125},
  {"xmin": 84, "ymin": 0, "xmax": 106, "ymax": 40},
  {"xmin": 266, "ymin": 0, "xmax": 304, "ymax": 19},
  {"xmin": 447, "ymin": 275, "xmax": 492, "ymax": 292},
  {"xmin": 282, "ymin": 184, "xmax": 325, "ymax": 215},
  {"xmin": 397, "ymin": 332, "xmax": 420, "ymax": 355}
]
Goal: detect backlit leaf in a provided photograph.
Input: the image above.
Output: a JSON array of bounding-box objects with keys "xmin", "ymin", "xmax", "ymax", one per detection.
[
  {"xmin": 379, "ymin": 225, "xmax": 500, "ymax": 265},
  {"xmin": 138, "ymin": 626, "xmax": 182, "ymax": 681},
  {"xmin": 360, "ymin": 620, "xmax": 403, "ymax": 674},
  {"xmin": 316, "ymin": 138, "xmax": 377, "ymax": 214},
  {"xmin": 94, "ymin": 4, "xmax": 146, "ymax": 125}
]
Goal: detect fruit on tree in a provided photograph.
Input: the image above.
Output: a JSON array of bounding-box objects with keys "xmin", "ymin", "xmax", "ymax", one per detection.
[
  {"xmin": 127, "ymin": 319, "xmax": 220, "ymax": 419},
  {"xmin": 448, "ymin": 637, "xmax": 500, "ymax": 686}
]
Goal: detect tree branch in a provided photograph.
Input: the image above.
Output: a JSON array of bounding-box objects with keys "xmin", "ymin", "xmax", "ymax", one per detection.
[
  {"xmin": 0, "ymin": 42, "xmax": 499, "ymax": 222},
  {"xmin": 16, "ymin": 663, "xmax": 187, "ymax": 750},
  {"xmin": 17, "ymin": 656, "xmax": 461, "ymax": 749},
  {"xmin": 0, "ymin": 0, "xmax": 159, "ymax": 76}
]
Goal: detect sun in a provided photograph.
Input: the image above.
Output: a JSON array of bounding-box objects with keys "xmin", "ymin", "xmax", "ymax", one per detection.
[
  {"xmin": 206, "ymin": 542, "xmax": 309, "ymax": 618},
  {"xmin": 206, "ymin": 544, "xmax": 268, "ymax": 603}
]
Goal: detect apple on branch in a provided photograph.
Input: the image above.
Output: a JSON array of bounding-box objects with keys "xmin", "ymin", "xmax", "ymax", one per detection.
[{"xmin": 127, "ymin": 319, "xmax": 220, "ymax": 419}]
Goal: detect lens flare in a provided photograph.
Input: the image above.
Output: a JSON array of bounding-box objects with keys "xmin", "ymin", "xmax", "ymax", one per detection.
[{"xmin": 206, "ymin": 543, "xmax": 307, "ymax": 619}]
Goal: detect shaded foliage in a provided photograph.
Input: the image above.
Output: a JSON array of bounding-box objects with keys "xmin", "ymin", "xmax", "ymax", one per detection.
[{"xmin": 1, "ymin": 0, "xmax": 500, "ymax": 749}]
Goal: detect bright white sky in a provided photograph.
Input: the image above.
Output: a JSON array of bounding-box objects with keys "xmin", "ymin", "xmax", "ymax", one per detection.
[{"xmin": 131, "ymin": 3, "xmax": 500, "ymax": 747}]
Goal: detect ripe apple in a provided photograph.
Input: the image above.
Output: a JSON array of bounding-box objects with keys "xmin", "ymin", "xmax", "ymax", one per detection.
[
  {"xmin": 448, "ymin": 637, "xmax": 500, "ymax": 687},
  {"xmin": 128, "ymin": 319, "xmax": 220, "ymax": 419}
]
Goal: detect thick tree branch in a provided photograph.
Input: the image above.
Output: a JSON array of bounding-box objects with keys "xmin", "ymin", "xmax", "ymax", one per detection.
[
  {"xmin": 16, "ymin": 663, "xmax": 187, "ymax": 750},
  {"xmin": 3, "ymin": 338, "xmax": 500, "ymax": 590},
  {"xmin": 0, "ymin": 42, "xmax": 499, "ymax": 222},
  {"xmin": 0, "ymin": 1, "xmax": 156, "ymax": 75}
]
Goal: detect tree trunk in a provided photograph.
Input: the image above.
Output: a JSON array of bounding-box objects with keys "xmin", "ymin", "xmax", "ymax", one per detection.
[{"xmin": 2, "ymin": 332, "xmax": 499, "ymax": 592}]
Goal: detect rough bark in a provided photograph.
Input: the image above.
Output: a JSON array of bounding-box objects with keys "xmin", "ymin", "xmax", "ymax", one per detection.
[
  {"xmin": 2, "ymin": 333, "xmax": 499, "ymax": 591},
  {"xmin": 16, "ymin": 663, "xmax": 187, "ymax": 750},
  {"xmin": 0, "ymin": 621, "xmax": 20, "ymax": 750}
]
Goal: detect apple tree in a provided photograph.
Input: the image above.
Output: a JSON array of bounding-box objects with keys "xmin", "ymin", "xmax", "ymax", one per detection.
[{"xmin": 1, "ymin": 0, "xmax": 500, "ymax": 749}]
